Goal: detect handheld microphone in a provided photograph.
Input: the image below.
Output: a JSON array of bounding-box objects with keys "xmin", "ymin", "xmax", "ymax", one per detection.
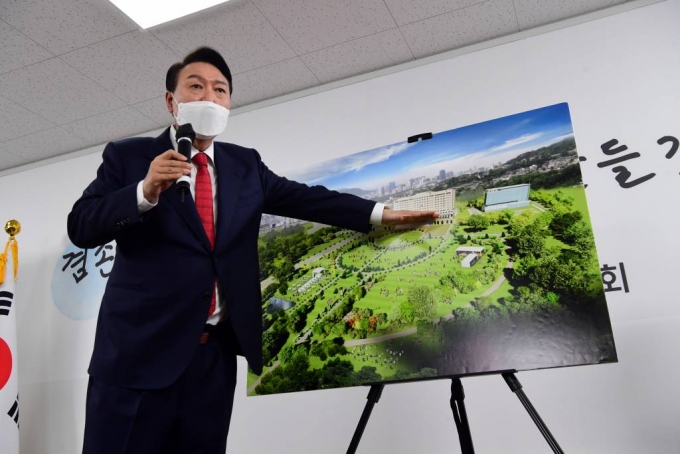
[{"xmin": 175, "ymin": 124, "xmax": 195, "ymax": 202}]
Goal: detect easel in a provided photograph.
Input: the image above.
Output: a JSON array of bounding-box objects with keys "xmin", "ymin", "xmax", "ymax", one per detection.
[
  {"xmin": 346, "ymin": 371, "xmax": 564, "ymax": 454},
  {"xmin": 347, "ymin": 135, "xmax": 568, "ymax": 453}
]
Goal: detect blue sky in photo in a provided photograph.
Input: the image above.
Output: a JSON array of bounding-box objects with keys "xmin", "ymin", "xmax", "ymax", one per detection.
[{"xmin": 287, "ymin": 103, "xmax": 575, "ymax": 191}]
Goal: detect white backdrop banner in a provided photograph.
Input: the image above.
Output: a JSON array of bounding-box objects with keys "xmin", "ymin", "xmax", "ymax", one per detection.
[{"xmin": 0, "ymin": 1, "xmax": 679, "ymax": 452}]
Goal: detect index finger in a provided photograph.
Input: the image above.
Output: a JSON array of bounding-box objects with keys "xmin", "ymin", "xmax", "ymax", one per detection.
[
  {"xmin": 158, "ymin": 149, "xmax": 188, "ymax": 161},
  {"xmin": 406, "ymin": 210, "xmax": 439, "ymax": 221}
]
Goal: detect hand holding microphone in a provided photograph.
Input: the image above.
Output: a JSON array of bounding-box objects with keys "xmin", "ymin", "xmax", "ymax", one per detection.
[{"xmin": 141, "ymin": 124, "xmax": 195, "ymax": 203}]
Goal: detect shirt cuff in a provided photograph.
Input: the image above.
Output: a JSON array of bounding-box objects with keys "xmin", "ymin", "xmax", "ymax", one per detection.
[
  {"xmin": 369, "ymin": 203, "xmax": 385, "ymax": 225},
  {"xmin": 136, "ymin": 180, "xmax": 158, "ymax": 213}
]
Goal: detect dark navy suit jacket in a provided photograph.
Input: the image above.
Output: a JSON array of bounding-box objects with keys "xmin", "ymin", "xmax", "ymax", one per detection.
[{"xmin": 67, "ymin": 128, "xmax": 375, "ymax": 390}]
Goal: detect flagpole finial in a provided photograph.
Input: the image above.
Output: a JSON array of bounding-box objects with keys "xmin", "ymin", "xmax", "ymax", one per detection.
[
  {"xmin": 1, "ymin": 220, "xmax": 19, "ymax": 284},
  {"xmin": 4, "ymin": 220, "xmax": 20, "ymax": 237}
]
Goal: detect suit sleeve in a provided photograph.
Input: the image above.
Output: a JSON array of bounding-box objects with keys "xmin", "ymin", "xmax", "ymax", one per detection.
[
  {"xmin": 67, "ymin": 142, "xmax": 142, "ymax": 248},
  {"xmin": 256, "ymin": 151, "xmax": 377, "ymax": 233}
]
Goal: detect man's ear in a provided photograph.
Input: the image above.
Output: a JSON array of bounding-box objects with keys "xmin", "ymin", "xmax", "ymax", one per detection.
[{"xmin": 164, "ymin": 92, "xmax": 174, "ymax": 115}]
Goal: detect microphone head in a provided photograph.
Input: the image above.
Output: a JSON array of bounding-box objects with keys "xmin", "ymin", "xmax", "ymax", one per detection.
[{"xmin": 176, "ymin": 123, "xmax": 196, "ymax": 141}]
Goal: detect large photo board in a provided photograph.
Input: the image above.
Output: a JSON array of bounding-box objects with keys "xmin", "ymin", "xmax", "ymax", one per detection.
[{"xmin": 248, "ymin": 103, "xmax": 618, "ymax": 395}]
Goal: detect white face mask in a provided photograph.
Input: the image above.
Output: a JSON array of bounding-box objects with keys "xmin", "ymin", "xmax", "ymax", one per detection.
[{"xmin": 172, "ymin": 97, "xmax": 230, "ymax": 140}]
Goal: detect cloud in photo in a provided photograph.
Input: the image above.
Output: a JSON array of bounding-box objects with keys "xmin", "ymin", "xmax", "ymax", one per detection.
[
  {"xmin": 286, "ymin": 142, "xmax": 414, "ymax": 184},
  {"xmin": 491, "ymin": 133, "xmax": 544, "ymax": 152}
]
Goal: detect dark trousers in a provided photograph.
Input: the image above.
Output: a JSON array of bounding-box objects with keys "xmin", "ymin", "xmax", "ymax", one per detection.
[{"xmin": 82, "ymin": 325, "xmax": 238, "ymax": 454}]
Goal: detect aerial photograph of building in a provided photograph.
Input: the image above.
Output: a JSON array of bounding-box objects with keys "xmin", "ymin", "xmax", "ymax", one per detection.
[{"xmin": 249, "ymin": 103, "xmax": 615, "ymax": 396}]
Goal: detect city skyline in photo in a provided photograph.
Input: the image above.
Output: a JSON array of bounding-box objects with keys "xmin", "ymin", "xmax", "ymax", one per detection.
[{"xmin": 285, "ymin": 103, "xmax": 575, "ymax": 192}]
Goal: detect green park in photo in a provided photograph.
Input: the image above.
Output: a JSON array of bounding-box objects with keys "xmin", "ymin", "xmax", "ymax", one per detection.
[{"xmin": 248, "ymin": 103, "xmax": 617, "ymax": 396}]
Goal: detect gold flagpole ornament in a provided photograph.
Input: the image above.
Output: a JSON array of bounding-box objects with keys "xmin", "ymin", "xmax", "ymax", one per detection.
[{"xmin": 0, "ymin": 219, "xmax": 20, "ymax": 284}]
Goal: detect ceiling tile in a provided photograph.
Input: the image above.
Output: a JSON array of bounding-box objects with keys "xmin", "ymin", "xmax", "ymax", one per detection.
[
  {"xmin": 0, "ymin": 148, "xmax": 29, "ymax": 171},
  {"xmin": 230, "ymin": 58, "xmax": 319, "ymax": 106},
  {"xmin": 301, "ymin": 29, "xmax": 413, "ymax": 84},
  {"xmin": 0, "ymin": 58, "xmax": 126, "ymax": 126},
  {"xmin": 252, "ymin": 0, "xmax": 397, "ymax": 55},
  {"xmin": 132, "ymin": 97, "xmax": 173, "ymax": 128},
  {"xmin": 0, "ymin": 0, "xmax": 138, "ymax": 55},
  {"xmin": 61, "ymin": 106, "xmax": 159, "ymax": 146},
  {"xmin": 513, "ymin": 0, "xmax": 627, "ymax": 30},
  {"xmin": 384, "ymin": 0, "xmax": 487, "ymax": 26},
  {"xmin": 0, "ymin": 95, "xmax": 54, "ymax": 142},
  {"xmin": 0, "ymin": 127, "xmax": 88, "ymax": 163},
  {"xmin": 61, "ymin": 31, "xmax": 179, "ymax": 105},
  {"xmin": 0, "ymin": 19, "xmax": 53, "ymax": 75},
  {"xmin": 400, "ymin": 0, "xmax": 519, "ymax": 58},
  {"xmin": 151, "ymin": 1, "xmax": 295, "ymax": 75}
]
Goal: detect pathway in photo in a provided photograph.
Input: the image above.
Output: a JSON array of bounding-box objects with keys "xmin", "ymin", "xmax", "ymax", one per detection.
[
  {"xmin": 296, "ymin": 231, "xmax": 363, "ymax": 269},
  {"xmin": 247, "ymin": 360, "xmax": 281, "ymax": 395},
  {"xmin": 260, "ymin": 275, "xmax": 276, "ymax": 291},
  {"xmin": 481, "ymin": 260, "xmax": 514, "ymax": 297},
  {"xmin": 437, "ymin": 260, "xmax": 514, "ymax": 322},
  {"xmin": 531, "ymin": 202, "xmax": 547, "ymax": 212}
]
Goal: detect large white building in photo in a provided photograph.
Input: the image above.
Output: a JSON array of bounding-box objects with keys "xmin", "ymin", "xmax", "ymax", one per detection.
[{"xmin": 393, "ymin": 189, "xmax": 456, "ymax": 217}]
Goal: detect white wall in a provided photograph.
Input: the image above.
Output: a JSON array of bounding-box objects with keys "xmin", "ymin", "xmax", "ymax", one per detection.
[{"xmin": 1, "ymin": 1, "xmax": 679, "ymax": 452}]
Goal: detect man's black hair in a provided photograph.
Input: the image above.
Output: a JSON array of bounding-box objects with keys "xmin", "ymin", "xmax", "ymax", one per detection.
[{"xmin": 166, "ymin": 47, "xmax": 233, "ymax": 95}]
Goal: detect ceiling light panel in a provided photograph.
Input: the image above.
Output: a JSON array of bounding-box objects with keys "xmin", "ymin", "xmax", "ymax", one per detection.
[{"xmin": 108, "ymin": 0, "xmax": 231, "ymax": 29}]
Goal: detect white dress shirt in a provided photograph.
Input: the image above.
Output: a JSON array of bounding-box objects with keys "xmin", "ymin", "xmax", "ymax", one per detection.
[{"xmin": 136, "ymin": 128, "xmax": 384, "ymax": 325}]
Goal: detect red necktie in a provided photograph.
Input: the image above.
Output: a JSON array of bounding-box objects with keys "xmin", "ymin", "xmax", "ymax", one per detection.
[{"xmin": 192, "ymin": 152, "xmax": 216, "ymax": 316}]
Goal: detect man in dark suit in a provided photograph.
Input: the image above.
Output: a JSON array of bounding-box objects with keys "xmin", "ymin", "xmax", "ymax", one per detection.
[{"xmin": 68, "ymin": 47, "xmax": 436, "ymax": 454}]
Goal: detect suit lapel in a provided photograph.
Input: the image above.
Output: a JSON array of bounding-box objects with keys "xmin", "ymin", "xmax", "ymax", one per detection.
[
  {"xmin": 214, "ymin": 144, "xmax": 244, "ymax": 254},
  {"xmin": 162, "ymin": 181, "xmax": 213, "ymax": 252},
  {"xmin": 149, "ymin": 128, "xmax": 212, "ymax": 253}
]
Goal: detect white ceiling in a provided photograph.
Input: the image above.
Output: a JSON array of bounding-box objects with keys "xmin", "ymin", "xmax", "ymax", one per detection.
[{"xmin": 0, "ymin": 0, "xmax": 636, "ymax": 171}]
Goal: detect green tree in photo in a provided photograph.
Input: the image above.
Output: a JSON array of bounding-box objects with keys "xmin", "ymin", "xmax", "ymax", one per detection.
[
  {"xmin": 256, "ymin": 349, "xmax": 320, "ymax": 395},
  {"xmin": 327, "ymin": 343, "xmax": 347, "ymax": 357},
  {"xmin": 532, "ymin": 211, "xmax": 554, "ymax": 231},
  {"xmin": 468, "ymin": 214, "xmax": 490, "ymax": 231},
  {"xmin": 355, "ymin": 366, "xmax": 382, "ymax": 385},
  {"xmin": 310, "ymin": 342, "xmax": 328, "ymax": 361},
  {"xmin": 573, "ymin": 228, "xmax": 596, "ymax": 260},
  {"xmin": 516, "ymin": 223, "xmax": 546, "ymax": 257},
  {"xmin": 408, "ymin": 285, "xmax": 436, "ymax": 318},
  {"xmin": 272, "ymin": 257, "xmax": 295, "ymax": 282},
  {"xmin": 279, "ymin": 345, "xmax": 295, "ymax": 364},
  {"xmin": 319, "ymin": 358, "xmax": 355, "ymax": 389},
  {"xmin": 262, "ymin": 320, "xmax": 289, "ymax": 365},
  {"xmin": 441, "ymin": 270, "xmax": 477, "ymax": 294},
  {"xmin": 550, "ymin": 211, "xmax": 583, "ymax": 238},
  {"xmin": 474, "ymin": 295, "xmax": 494, "ymax": 313},
  {"xmin": 508, "ymin": 211, "xmax": 532, "ymax": 237},
  {"xmin": 399, "ymin": 301, "xmax": 416, "ymax": 323}
]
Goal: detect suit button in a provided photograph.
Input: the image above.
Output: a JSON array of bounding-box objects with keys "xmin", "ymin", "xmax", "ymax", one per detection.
[{"xmin": 203, "ymin": 292, "xmax": 211, "ymax": 301}]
